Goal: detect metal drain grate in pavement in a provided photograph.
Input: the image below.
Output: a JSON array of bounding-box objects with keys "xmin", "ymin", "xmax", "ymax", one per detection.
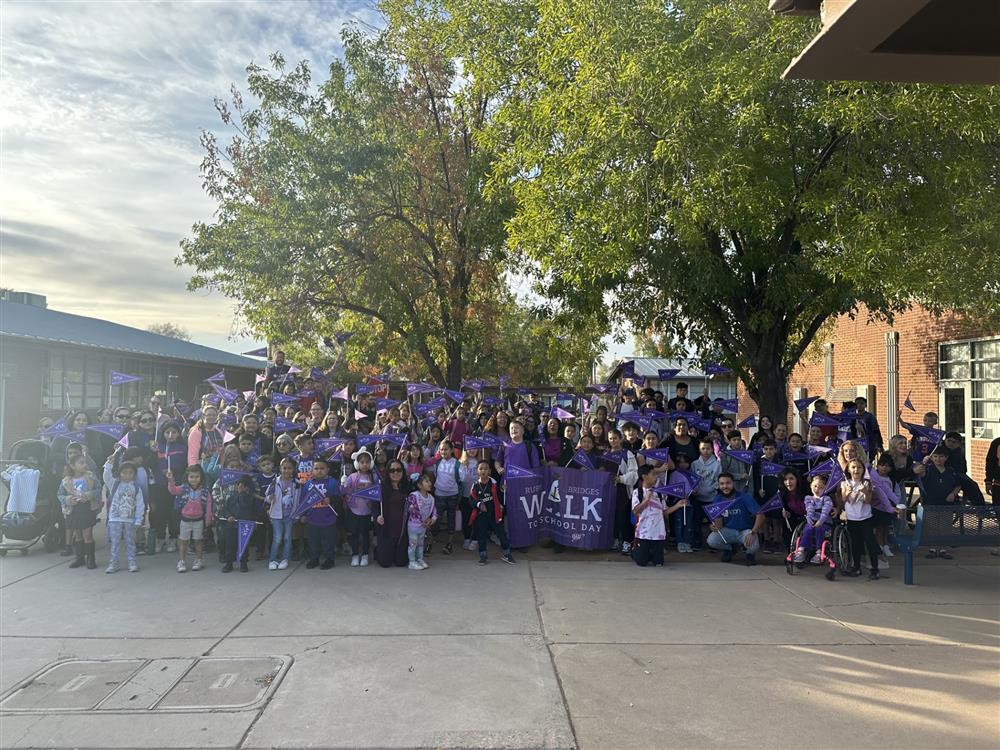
[{"xmin": 0, "ymin": 656, "xmax": 291, "ymax": 714}]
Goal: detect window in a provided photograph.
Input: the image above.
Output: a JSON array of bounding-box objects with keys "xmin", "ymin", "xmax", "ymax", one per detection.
[
  {"xmin": 85, "ymin": 355, "xmax": 105, "ymax": 410},
  {"xmin": 42, "ymin": 351, "xmax": 64, "ymax": 410},
  {"xmin": 940, "ymin": 338, "xmax": 1000, "ymax": 439}
]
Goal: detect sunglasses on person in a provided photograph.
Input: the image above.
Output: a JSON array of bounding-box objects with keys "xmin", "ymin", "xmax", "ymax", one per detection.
[
  {"xmin": 114, "ymin": 412, "xmax": 129, "ymax": 420},
  {"xmin": 388, "ymin": 467, "xmax": 404, "ymax": 473}
]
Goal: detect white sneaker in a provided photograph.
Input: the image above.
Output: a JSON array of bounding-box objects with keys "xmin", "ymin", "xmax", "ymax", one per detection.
[
  {"xmin": 176, "ymin": 559, "xmax": 187, "ymax": 573},
  {"xmin": 418, "ymin": 559, "xmax": 428, "ymax": 569},
  {"xmin": 809, "ymin": 552, "xmax": 823, "ymax": 564},
  {"xmin": 611, "ymin": 540, "xmax": 621, "ymax": 552},
  {"xmin": 351, "ymin": 555, "xmax": 360, "ymax": 567},
  {"xmin": 191, "ymin": 558, "xmax": 203, "ymax": 571},
  {"xmin": 469, "ymin": 540, "xmax": 478, "ymax": 550},
  {"xmin": 268, "ymin": 561, "xmax": 279, "ymax": 571},
  {"xmin": 793, "ymin": 548, "xmax": 807, "ymax": 563},
  {"xmin": 128, "ymin": 561, "xmax": 139, "ymax": 573},
  {"xmin": 878, "ymin": 558, "xmax": 890, "ymax": 570},
  {"xmin": 277, "ymin": 559, "xmax": 288, "ymax": 570},
  {"xmin": 621, "ymin": 541, "xmax": 632, "ymax": 555},
  {"xmin": 408, "ymin": 561, "xmax": 421, "ymax": 570},
  {"xmin": 105, "ymin": 563, "xmax": 119, "ymax": 574},
  {"xmin": 360, "ymin": 554, "xmax": 369, "ymax": 567},
  {"xmin": 462, "ymin": 539, "xmax": 471, "ymax": 551},
  {"xmin": 882, "ymin": 545, "xmax": 894, "ymax": 558},
  {"xmin": 165, "ymin": 539, "xmax": 177, "ymax": 553}
]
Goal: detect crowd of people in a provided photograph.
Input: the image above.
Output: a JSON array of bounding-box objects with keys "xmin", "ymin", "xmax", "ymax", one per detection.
[{"xmin": 26, "ymin": 351, "xmax": 999, "ymax": 578}]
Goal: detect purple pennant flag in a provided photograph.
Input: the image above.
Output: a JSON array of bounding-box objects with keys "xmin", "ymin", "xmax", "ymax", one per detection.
[
  {"xmin": 737, "ymin": 415, "xmax": 757, "ymax": 429},
  {"xmin": 689, "ymin": 417, "xmax": 713, "ymax": 432},
  {"xmin": 822, "ymin": 463, "xmax": 845, "ymax": 495},
  {"xmin": 294, "ymin": 389, "xmax": 315, "ymax": 399},
  {"xmin": 243, "ymin": 347, "xmax": 268, "ymax": 357},
  {"xmin": 675, "ymin": 469, "xmax": 701, "ymax": 494},
  {"xmin": 322, "ymin": 336, "xmax": 335, "ymax": 350},
  {"xmin": 465, "ymin": 380, "xmax": 485, "ymax": 393},
  {"xmin": 760, "ymin": 459, "xmax": 785, "ymax": 476},
  {"xmin": 550, "ymin": 406, "xmax": 576, "ymax": 420},
  {"xmin": 571, "ymin": 449, "xmax": 596, "ymax": 470},
  {"xmin": 621, "ymin": 360, "xmax": 635, "ymax": 379},
  {"xmin": 505, "ymin": 463, "xmax": 540, "ymax": 480},
  {"xmin": 465, "ymin": 435, "xmax": 497, "ymax": 451},
  {"xmin": 483, "ymin": 396, "xmax": 505, "ymax": 407},
  {"xmin": 631, "ymin": 376, "xmax": 646, "ymax": 386},
  {"xmin": 273, "ymin": 416, "xmax": 299, "ymax": 432},
  {"xmin": 806, "ymin": 444, "xmax": 833, "ymax": 458},
  {"xmin": 809, "ymin": 413, "xmax": 842, "ymax": 427},
  {"xmin": 554, "ymin": 391, "xmax": 574, "ymax": 402},
  {"xmin": 903, "ymin": 422, "xmax": 946, "ymax": 443},
  {"xmin": 40, "ymin": 418, "xmax": 69, "ymax": 437},
  {"xmin": 330, "ymin": 386, "xmax": 349, "ymax": 401},
  {"xmin": 657, "ymin": 368, "xmax": 681, "ymax": 381},
  {"xmin": 219, "ymin": 469, "xmax": 254, "ymax": 487},
  {"xmin": 638, "ymin": 448, "xmax": 672, "ymax": 463},
  {"xmin": 205, "ymin": 370, "xmax": 226, "ymax": 383},
  {"xmin": 443, "ymin": 389, "xmax": 465, "ymax": 403},
  {"xmin": 587, "ymin": 383, "xmax": 619, "ymax": 395},
  {"xmin": 666, "ymin": 410, "xmax": 692, "ymax": 421},
  {"xmin": 242, "ymin": 390, "xmax": 255, "ymax": 401},
  {"xmin": 419, "ymin": 416, "xmax": 438, "ymax": 428},
  {"xmin": 287, "ymin": 366, "xmax": 302, "ymax": 375},
  {"xmin": 476, "ymin": 432, "xmax": 505, "ymax": 448},
  {"xmin": 601, "ymin": 450, "xmax": 624, "ymax": 466},
  {"xmin": 356, "ymin": 434, "xmax": 382, "ymax": 448},
  {"xmin": 794, "ymin": 396, "xmax": 820, "ymax": 412},
  {"xmin": 86, "ymin": 423, "xmax": 127, "ymax": 440},
  {"xmin": 717, "ymin": 398, "xmax": 738, "ymax": 413},
  {"xmin": 58, "ymin": 429, "xmax": 87, "ymax": 443},
  {"xmin": 704, "ymin": 498, "xmax": 736, "ymax": 521},
  {"xmin": 288, "ymin": 485, "xmax": 324, "ymax": 522},
  {"xmin": 721, "ymin": 448, "xmax": 754, "ymax": 465},
  {"xmin": 349, "ymin": 483, "xmax": 383, "ymax": 504},
  {"xmin": 498, "ymin": 375, "xmax": 510, "ymax": 390},
  {"xmin": 406, "ymin": 382, "xmax": 433, "ymax": 397},
  {"xmin": 806, "ymin": 459, "xmax": 836, "ymax": 477},
  {"xmin": 334, "ymin": 332, "xmax": 354, "ymax": 345},
  {"xmin": 622, "ymin": 414, "xmax": 655, "ymax": 431},
  {"xmin": 758, "ymin": 493, "xmax": 783, "ymax": 515},
  {"xmin": 255, "ymin": 372, "xmax": 266, "ymax": 384},
  {"xmin": 355, "ymin": 384, "xmax": 379, "ymax": 395},
  {"xmin": 652, "ymin": 481, "xmax": 691, "ymax": 499},
  {"xmin": 374, "ymin": 398, "xmax": 401, "ymax": 411},
  {"xmin": 379, "ymin": 434, "xmax": 408, "ymax": 447},
  {"xmin": 516, "ymin": 387, "xmax": 532, "ymax": 395},
  {"xmin": 782, "ymin": 450, "xmax": 808, "ymax": 462},
  {"xmin": 705, "ymin": 363, "xmax": 731, "ymax": 375},
  {"xmin": 902, "ymin": 391, "xmax": 915, "ymax": 412},
  {"xmin": 116, "ymin": 433, "xmax": 129, "ymax": 450},
  {"xmin": 219, "ymin": 415, "xmax": 238, "ymax": 429},
  {"xmin": 269, "ymin": 393, "xmax": 300, "ymax": 406},
  {"xmin": 314, "ymin": 438, "xmax": 346, "ymax": 454},
  {"xmin": 211, "ymin": 383, "xmax": 239, "ymax": 405},
  {"xmin": 413, "ymin": 402, "xmax": 438, "ymax": 417},
  {"xmin": 235, "ymin": 520, "xmax": 256, "ymax": 562},
  {"xmin": 110, "ymin": 370, "xmax": 142, "ymax": 386},
  {"xmin": 856, "ymin": 436, "xmax": 870, "ymax": 454},
  {"xmin": 309, "ymin": 367, "xmax": 328, "ymax": 382}
]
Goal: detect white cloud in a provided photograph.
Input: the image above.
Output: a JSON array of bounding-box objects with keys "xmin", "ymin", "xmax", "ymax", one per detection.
[{"xmin": 0, "ymin": 0, "xmax": 382, "ymax": 353}]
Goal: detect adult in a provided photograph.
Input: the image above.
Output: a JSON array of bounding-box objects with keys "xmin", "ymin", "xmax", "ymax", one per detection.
[
  {"xmin": 662, "ymin": 417, "xmax": 699, "ymax": 465},
  {"xmin": 942, "ymin": 431, "xmax": 987, "ymax": 505},
  {"xmin": 236, "ymin": 413, "xmax": 273, "ymax": 456},
  {"xmin": 848, "ymin": 396, "xmax": 884, "ymax": 461},
  {"xmin": 799, "ymin": 398, "xmax": 838, "ymax": 444},
  {"xmin": 778, "ymin": 469, "xmax": 807, "ymax": 550},
  {"xmin": 706, "ymin": 473, "xmax": 765, "ymax": 564},
  {"xmin": 988, "ymin": 426, "xmax": 1000, "ymax": 506},
  {"xmin": 748, "ymin": 415, "xmax": 776, "ymax": 450},
  {"xmin": 541, "ymin": 418, "xmax": 574, "ymax": 466},
  {"xmin": 264, "ymin": 350, "xmax": 291, "ymax": 388},
  {"xmin": 187, "ymin": 404, "xmax": 225, "ymax": 484},
  {"xmin": 375, "ymin": 458, "xmax": 410, "ymax": 568}
]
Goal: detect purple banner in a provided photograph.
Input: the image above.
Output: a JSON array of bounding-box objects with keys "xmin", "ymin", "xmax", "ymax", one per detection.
[{"xmin": 505, "ymin": 466, "xmax": 615, "ymax": 550}]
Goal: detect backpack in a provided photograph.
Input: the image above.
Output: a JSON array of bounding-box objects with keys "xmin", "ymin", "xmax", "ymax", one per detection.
[{"xmin": 180, "ymin": 488, "xmax": 206, "ymax": 521}]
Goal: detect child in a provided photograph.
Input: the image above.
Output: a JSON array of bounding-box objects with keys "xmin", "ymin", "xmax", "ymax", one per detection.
[
  {"xmin": 919, "ymin": 446, "xmax": 960, "ymax": 559},
  {"xmin": 302, "ymin": 458, "xmax": 339, "ymax": 569},
  {"xmin": 405, "ymin": 472, "xmax": 438, "ymax": 569},
  {"xmin": 152, "ymin": 420, "xmax": 186, "ymax": 554},
  {"xmin": 167, "ymin": 465, "xmax": 212, "ymax": 573},
  {"xmin": 431, "ymin": 439, "xmax": 468, "ymax": 555},
  {"xmin": 221, "ymin": 476, "xmax": 257, "ymax": 572},
  {"xmin": 293, "ymin": 434, "xmax": 316, "ymax": 483},
  {"xmin": 102, "ymin": 459, "xmax": 146, "ymax": 573},
  {"xmin": 720, "ymin": 430, "xmax": 750, "ymax": 493},
  {"xmin": 404, "ymin": 443, "xmax": 427, "ymax": 482},
  {"xmin": 212, "ymin": 452, "xmax": 246, "ymax": 563},
  {"xmin": 753, "ymin": 439, "xmax": 784, "ymax": 553},
  {"xmin": 342, "ymin": 448, "xmax": 376, "ymax": 566},
  {"xmin": 469, "ymin": 459, "xmax": 514, "ymax": 566},
  {"xmin": 840, "ymin": 458, "xmax": 881, "ymax": 579},
  {"xmin": 265, "ymin": 457, "xmax": 298, "ymax": 570},
  {"xmin": 254, "ymin": 454, "xmax": 276, "ymax": 561},
  {"xmin": 120, "ymin": 446, "xmax": 151, "ymax": 554},
  {"xmin": 793, "ymin": 475, "xmax": 834, "ymax": 565},
  {"xmin": 631, "ymin": 465, "xmax": 669, "ymax": 567},
  {"xmin": 58, "ymin": 454, "xmax": 100, "ymax": 569}
]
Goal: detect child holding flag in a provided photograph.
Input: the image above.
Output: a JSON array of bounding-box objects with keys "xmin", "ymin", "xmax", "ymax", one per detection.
[
  {"xmin": 167, "ymin": 465, "xmax": 212, "ymax": 573},
  {"xmin": 792, "ymin": 475, "xmax": 834, "ymax": 565},
  {"xmin": 342, "ymin": 448, "xmax": 377, "ymax": 566},
  {"xmin": 302, "ymin": 458, "xmax": 339, "ymax": 570},
  {"xmin": 265, "ymin": 457, "xmax": 299, "ymax": 570},
  {"xmin": 631, "ymin": 465, "xmax": 667, "ymax": 567},
  {"xmin": 406, "ymin": 472, "xmax": 438, "ymax": 569},
  {"xmin": 219, "ymin": 475, "xmax": 258, "ymax": 572}
]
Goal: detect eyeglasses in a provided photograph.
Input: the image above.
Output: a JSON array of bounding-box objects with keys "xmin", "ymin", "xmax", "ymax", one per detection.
[
  {"xmin": 114, "ymin": 413, "xmax": 128, "ymax": 419},
  {"xmin": 139, "ymin": 417, "xmax": 155, "ymax": 424},
  {"xmin": 388, "ymin": 467, "xmax": 404, "ymax": 473}
]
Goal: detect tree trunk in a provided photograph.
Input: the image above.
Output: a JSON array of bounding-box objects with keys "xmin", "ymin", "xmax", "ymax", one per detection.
[
  {"xmin": 747, "ymin": 357, "xmax": 790, "ymax": 427},
  {"xmin": 445, "ymin": 338, "xmax": 463, "ymax": 390}
]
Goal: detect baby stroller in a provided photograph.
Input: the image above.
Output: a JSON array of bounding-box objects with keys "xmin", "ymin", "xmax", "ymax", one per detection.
[{"xmin": 0, "ymin": 439, "xmax": 62, "ymax": 556}]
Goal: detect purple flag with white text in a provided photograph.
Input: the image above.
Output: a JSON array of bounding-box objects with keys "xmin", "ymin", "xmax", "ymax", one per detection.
[{"xmin": 236, "ymin": 520, "xmax": 255, "ymax": 562}]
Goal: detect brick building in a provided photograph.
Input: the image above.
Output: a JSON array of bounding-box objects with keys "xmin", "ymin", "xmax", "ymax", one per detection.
[{"xmin": 736, "ymin": 306, "xmax": 1000, "ymax": 482}]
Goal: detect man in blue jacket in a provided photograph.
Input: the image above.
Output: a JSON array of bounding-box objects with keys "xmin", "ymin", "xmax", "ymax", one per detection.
[{"xmin": 706, "ymin": 473, "xmax": 765, "ymax": 565}]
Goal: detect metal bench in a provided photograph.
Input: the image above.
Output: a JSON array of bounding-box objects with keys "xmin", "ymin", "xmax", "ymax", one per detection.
[{"xmin": 895, "ymin": 504, "xmax": 1000, "ymax": 584}]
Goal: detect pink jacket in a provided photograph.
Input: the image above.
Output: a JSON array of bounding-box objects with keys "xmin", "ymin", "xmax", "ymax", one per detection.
[{"xmin": 187, "ymin": 424, "xmax": 225, "ymax": 467}]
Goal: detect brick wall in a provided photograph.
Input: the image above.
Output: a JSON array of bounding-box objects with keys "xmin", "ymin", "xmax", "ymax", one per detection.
[{"xmin": 736, "ymin": 306, "xmax": 999, "ymax": 481}]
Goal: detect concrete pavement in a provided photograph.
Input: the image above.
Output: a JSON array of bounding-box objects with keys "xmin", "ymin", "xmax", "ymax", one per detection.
[{"xmin": 1, "ymin": 540, "xmax": 997, "ymax": 749}]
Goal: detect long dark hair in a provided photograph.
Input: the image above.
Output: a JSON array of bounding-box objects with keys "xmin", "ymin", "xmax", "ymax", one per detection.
[{"xmin": 382, "ymin": 458, "xmax": 412, "ymax": 494}]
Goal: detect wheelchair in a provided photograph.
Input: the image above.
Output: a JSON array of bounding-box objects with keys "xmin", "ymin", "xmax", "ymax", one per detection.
[{"xmin": 784, "ymin": 516, "xmax": 851, "ymax": 581}]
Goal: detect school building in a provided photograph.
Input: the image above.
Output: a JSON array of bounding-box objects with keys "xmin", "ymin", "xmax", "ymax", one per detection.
[
  {"xmin": 0, "ymin": 292, "xmax": 260, "ymax": 455},
  {"xmin": 606, "ymin": 357, "xmax": 739, "ymax": 401},
  {"xmin": 735, "ymin": 306, "xmax": 1000, "ymax": 479}
]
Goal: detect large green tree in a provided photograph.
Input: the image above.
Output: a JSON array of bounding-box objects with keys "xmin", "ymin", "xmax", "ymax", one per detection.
[
  {"xmin": 178, "ymin": 16, "xmax": 599, "ymax": 387},
  {"xmin": 451, "ymin": 0, "xmax": 999, "ymax": 418}
]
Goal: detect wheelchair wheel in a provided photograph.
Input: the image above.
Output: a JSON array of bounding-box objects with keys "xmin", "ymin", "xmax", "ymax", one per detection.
[
  {"xmin": 831, "ymin": 524, "xmax": 853, "ymax": 573},
  {"xmin": 785, "ymin": 521, "xmax": 805, "ymax": 575}
]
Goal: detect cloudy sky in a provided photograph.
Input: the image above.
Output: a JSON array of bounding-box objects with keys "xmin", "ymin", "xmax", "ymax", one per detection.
[{"xmin": 1, "ymin": 0, "xmax": 381, "ymax": 353}]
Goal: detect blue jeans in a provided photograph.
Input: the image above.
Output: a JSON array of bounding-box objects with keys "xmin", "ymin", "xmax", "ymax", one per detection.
[
  {"xmin": 670, "ymin": 501, "xmax": 696, "ymax": 546},
  {"xmin": 270, "ymin": 518, "xmax": 293, "ymax": 563}
]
